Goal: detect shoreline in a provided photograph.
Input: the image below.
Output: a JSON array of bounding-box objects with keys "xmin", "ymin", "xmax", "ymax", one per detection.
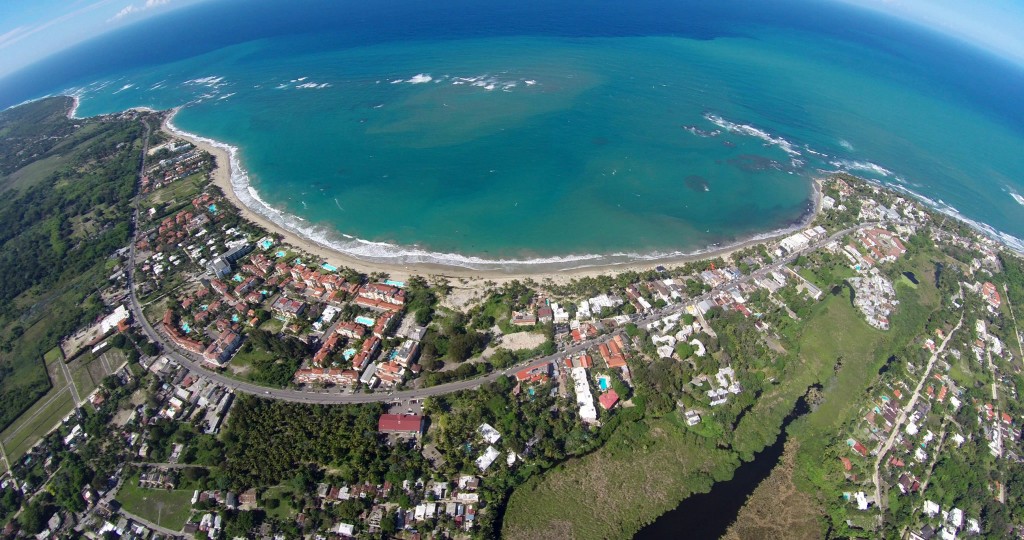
[{"xmin": 161, "ymin": 108, "xmax": 823, "ymax": 284}]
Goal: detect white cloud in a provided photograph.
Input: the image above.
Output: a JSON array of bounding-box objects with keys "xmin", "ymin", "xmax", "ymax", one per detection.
[{"xmin": 111, "ymin": 0, "xmax": 175, "ymax": 21}]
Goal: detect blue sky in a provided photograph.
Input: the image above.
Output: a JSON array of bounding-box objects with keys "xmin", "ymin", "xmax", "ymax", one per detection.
[
  {"xmin": 0, "ymin": 0, "xmax": 1022, "ymax": 78},
  {"xmin": 838, "ymin": 0, "xmax": 1024, "ymax": 65},
  {"xmin": 0, "ymin": 0, "xmax": 208, "ymax": 77}
]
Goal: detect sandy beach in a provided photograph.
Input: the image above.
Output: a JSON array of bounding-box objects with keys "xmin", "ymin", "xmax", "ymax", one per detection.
[{"xmin": 160, "ymin": 110, "xmax": 822, "ymax": 288}]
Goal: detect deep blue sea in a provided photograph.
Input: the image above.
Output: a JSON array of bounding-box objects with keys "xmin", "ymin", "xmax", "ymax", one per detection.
[{"xmin": 3, "ymin": 0, "xmax": 1022, "ymax": 269}]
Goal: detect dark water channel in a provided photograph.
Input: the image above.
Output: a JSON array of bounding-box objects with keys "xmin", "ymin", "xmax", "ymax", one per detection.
[{"xmin": 634, "ymin": 395, "xmax": 811, "ymax": 540}]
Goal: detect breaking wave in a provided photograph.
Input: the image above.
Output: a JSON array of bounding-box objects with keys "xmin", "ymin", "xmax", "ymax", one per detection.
[{"xmin": 163, "ymin": 109, "xmax": 822, "ymax": 271}]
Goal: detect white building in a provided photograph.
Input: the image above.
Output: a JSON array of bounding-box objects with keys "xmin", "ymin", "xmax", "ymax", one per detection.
[{"xmin": 570, "ymin": 367, "xmax": 598, "ymax": 423}]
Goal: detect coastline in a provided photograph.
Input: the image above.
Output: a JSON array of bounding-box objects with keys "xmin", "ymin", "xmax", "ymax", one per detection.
[{"xmin": 161, "ymin": 108, "xmax": 823, "ymax": 284}]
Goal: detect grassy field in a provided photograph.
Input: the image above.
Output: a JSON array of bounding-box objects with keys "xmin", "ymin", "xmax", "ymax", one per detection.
[
  {"xmin": 502, "ymin": 415, "xmax": 738, "ymax": 540},
  {"xmin": 743, "ymin": 252, "xmax": 942, "ymax": 533},
  {"xmin": 144, "ymin": 172, "xmax": 206, "ymax": 208},
  {"xmin": 262, "ymin": 485, "xmax": 297, "ymax": 520},
  {"xmin": 0, "ymin": 389, "xmax": 74, "ymax": 463},
  {"xmin": 0, "ymin": 347, "xmax": 126, "ymax": 463},
  {"xmin": 115, "ymin": 473, "xmax": 195, "ymax": 531},
  {"xmin": 69, "ymin": 349, "xmax": 125, "ymax": 400},
  {"xmin": 225, "ymin": 343, "xmax": 275, "ymax": 380},
  {"xmin": 0, "ymin": 353, "xmax": 76, "ymax": 461}
]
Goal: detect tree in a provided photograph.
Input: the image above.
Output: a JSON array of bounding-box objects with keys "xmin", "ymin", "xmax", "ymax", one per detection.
[
  {"xmin": 141, "ymin": 340, "xmax": 159, "ymax": 357},
  {"xmin": 19, "ymin": 495, "xmax": 54, "ymax": 534},
  {"xmin": 381, "ymin": 510, "xmax": 397, "ymax": 534}
]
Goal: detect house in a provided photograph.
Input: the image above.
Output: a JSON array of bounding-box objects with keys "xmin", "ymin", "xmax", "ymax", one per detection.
[
  {"xmin": 294, "ymin": 368, "xmax": 358, "ymax": 386},
  {"xmin": 478, "ymin": 423, "xmax": 502, "ymax": 444},
  {"xmin": 378, "ymin": 414, "xmax": 424, "ymax": 437},
  {"xmin": 202, "ymin": 330, "xmax": 242, "ymax": 366},
  {"xmin": 598, "ymin": 389, "xmax": 619, "ymax": 410},
  {"xmin": 981, "ymin": 282, "xmax": 1001, "ymax": 309},
  {"xmin": 271, "ymin": 296, "xmax": 306, "ymax": 321},
  {"xmin": 511, "ymin": 311, "xmax": 537, "ymax": 327},
  {"xmin": 515, "ymin": 363, "xmax": 551, "ymax": 385},
  {"xmin": 392, "ymin": 340, "xmax": 420, "ymax": 367},
  {"xmin": 475, "ymin": 446, "xmax": 500, "ymax": 471},
  {"xmin": 337, "ymin": 321, "xmax": 366, "ymax": 339},
  {"xmin": 598, "ymin": 336, "xmax": 628, "ymax": 369}
]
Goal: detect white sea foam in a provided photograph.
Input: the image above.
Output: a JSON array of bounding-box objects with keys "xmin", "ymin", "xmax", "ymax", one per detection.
[
  {"xmin": 164, "ymin": 110, "xmax": 823, "ymax": 270},
  {"xmin": 828, "ymin": 159, "xmax": 894, "ymax": 177},
  {"xmin": 407, "ymin": 74, "xmax": 433, "ymax": 84},
  {"xmin": 163, "ymin": 107, "xmax": 1023, "ymax": 269},
  {"xmin": 218, "ymin": 93, "xmax": 236, "ymax": 100},
  {"xmin": 390, "ymin": 79, "xmax": 403, "ymax": 84},
  {"xmin": 184, "ymin": 76, "xmax": 225, "ymax": 87},
  {"xmin": 839, "ymin": 139, "xmax": 854, "ymax": 151},
  {"xmin": 1007, "ymin": 187, "xmax": 1024, "ymax": 207},
  {"xmin": 296, "ymin": 82, "xmax": 331, "ymax": 89},
  {"xmin": 703, "ymin": 113, "xmax": 801, "ymax": 157},
  {"xmin": 112, "ymin": 84, "xmax": 134, "ymax": 94},
  {"xmin": 822, "ymin": 166, "xmax": 1024, "ymax": 254}
]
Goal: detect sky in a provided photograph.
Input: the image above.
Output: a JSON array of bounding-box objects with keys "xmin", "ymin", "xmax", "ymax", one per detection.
[
  {"xmin": 838, "ymin": 0, "xmax": 1024, "ymax": 65},
  {"xmin": 0, "ymin": 0, "xmax": 1023, "ymax": 79},
  {"xmin": 0, "ymin": 0, "xmax": 208, "ymax": 77}
]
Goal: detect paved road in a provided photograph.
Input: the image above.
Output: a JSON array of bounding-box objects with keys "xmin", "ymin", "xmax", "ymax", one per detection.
[
  {"xmin": 125, "ymin": 133, "xmax": 870, "ymax": 405},
  {"xmin": 871, "ymin": 303, "xmax": 963, "ymax": 527}
]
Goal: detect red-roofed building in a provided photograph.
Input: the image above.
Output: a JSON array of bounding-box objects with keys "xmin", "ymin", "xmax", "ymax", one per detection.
[
  {"xmin": 599, "ymin": 339, "xmax": 628, "ymax": 369},
  {"xmin": 981, "ymin": 282, "xmax": 1001, "ymax": 309},
  {"xmin": 598, "ymin": 390, "xmax": 619, "ymax": 410},
  {"xmin": 840, "ymin": 457, "xmax": 852, "ymax": 471},
  {"xmin": 852, "ymin": 441, "xmax": 869, "ymax": 458},
  {"xmin": 378, "ymin": 414, "xmax": 424, "ymax": 437},
  {"xmin": 516, "ymin": 363, "xmax": 552, "ymax": 385}
]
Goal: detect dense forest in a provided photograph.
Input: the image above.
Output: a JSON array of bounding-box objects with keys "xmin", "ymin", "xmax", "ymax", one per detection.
[{"xmin": 0, "ymin": 96, "xmax": 158, "ymax": 430}]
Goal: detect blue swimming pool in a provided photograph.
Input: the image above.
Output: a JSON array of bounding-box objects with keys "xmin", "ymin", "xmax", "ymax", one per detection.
[
  {"xmin": 343, "ymin": 348, "xmax": 356, "ymax": 360},
  {"xmin": 322, "ymin": 263, "xmax": 337, "ymax": 272},
  {"xmin": 355, "ymin": 316, "xmax": 375, "ymax": 326},
  {"xmin": 597, "ymin": 376, "xmax": 610, "ymax": 391},
  {"xmin": 384, "ymin": 279, "xmax": 404, "ymax": 288}
]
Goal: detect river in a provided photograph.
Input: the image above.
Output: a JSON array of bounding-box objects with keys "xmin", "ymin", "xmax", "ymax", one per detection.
[{"xmin": 634, "ymin": 395, "xmax": 811, "ymax": 539}]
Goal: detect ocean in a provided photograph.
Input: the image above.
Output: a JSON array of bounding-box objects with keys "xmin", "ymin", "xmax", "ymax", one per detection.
[{"xmin": 4, "ymin": 0, "xmax": 1023, "ymax": 269}]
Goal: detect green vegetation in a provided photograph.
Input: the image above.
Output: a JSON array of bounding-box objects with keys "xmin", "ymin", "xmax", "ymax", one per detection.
[
  {"xmin": 504, "ymin": 415, "xmax": 738, "ymax": 540},
  {"xmin": 0, "ymin": 96, "xmax": 159, "ymax": 431},
  {"xmin": 221, "ymin": 397, "xmax": 428, "ymax": 489},
  {"xmin": 0, "ymin": 354, "xmax": 76, "ymax": 461},
  {"xmin": 115, "ymin": 473, "xmax": 195, "ymax": 531}
]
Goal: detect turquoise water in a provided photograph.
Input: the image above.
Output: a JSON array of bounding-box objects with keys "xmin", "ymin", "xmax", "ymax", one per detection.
[
  {"xmin": 598, "ymin": 376, "xmax": 610, "ymax": 391},
  {"xmin": 355, "ymin": 316, "xmax": 375, "ymax": 326},
  {"xmin": 384, "ymin": 280, "xmax": 405, "ymax": 288},
  {"xmin": 322, "ymin": 263, "xmax": 337, "ymax": 272},
  {"xmin": 343, "ymin": 349, "xmax": 356, "ymax": 361},
  {"xmin": 54, "ymin": 2, "xmax": 1024, "ymax": 268}
]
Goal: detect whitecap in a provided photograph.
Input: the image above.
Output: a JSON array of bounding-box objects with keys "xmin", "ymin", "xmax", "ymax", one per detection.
[
  {"xmin": 703, "ymin": 113, "xmax": 801, "ymax": 157},
  {"xmin": 407, "ymin": 74, "xmax": 433, "ymax": 84},
  {"xmin": 828, "ymin": 159, "xmax": 893, "ymax": 177}
]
